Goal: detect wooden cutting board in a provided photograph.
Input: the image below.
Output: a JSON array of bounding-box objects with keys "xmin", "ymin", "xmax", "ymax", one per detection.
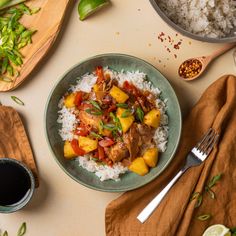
[{"xmin": 0, "ymin": 0, "xmax": 71, "ymax": 92}]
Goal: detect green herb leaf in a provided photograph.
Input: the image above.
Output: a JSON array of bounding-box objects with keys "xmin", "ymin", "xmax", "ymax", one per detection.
[
  {"xmin": 89, "ymin": 100, "xmax": 101, "ymax": 110},
  {"xmin": 208, "ymin": 173, "xmax": 222, "ymax": 188},
  {"xmin": 85, "ymin": 108, "xmax": 102, "ymax": 116},
  {"xmin": 11, "ymin": 95, "xmax": 24, "ymax": 105},
  {"xmin": 197, "ymin": 214, "xmax": 211, "ymax": 221},
  {"xmin": 17, "ymin": 222, "xmax": 26, "ymax": 236},
  {"xmin": 90, "ymin": 131, "xmax": 102, "ymax": 139},
  {"xmin": 121, "ymin": 109, "xmax": 132, "ymax": 118},
  {"xmin": 116, "ymin": 103, "xmax": 128, "ymax": 108},
  {"xmin": 136, "ymin": 106, "xmax": 144, "ymax": 122}
]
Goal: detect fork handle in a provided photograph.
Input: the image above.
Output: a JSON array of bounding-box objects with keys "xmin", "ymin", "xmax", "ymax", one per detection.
[{"xmin": 137, "ymin": 169, "xmax": 185, "ymax": 223}]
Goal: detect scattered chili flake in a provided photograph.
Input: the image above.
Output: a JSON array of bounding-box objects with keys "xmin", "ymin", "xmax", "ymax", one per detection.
[
  {"xmin": 178, "ymin": 59, "xmax": 202, "ymax": 79},
  {"xmin": 157, "ymin": 32, "xmax": 184, "ymax": 59}
]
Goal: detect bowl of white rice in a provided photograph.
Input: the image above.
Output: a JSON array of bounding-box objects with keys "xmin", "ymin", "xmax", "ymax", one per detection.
[
  {"xmin": 150, "ymin": 0, "xmax": 236, "ymax": 43},
  {"xmin": 45, "ymin": 53, "xmax": 182, "ymax": 192}
]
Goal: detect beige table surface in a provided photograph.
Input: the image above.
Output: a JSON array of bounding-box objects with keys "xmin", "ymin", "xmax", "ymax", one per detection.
[{"xmin": 0, "ymin": 0, "xmax": 235, "ymax": 235}]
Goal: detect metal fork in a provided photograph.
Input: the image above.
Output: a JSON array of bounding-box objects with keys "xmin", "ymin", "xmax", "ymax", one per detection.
[{"xmin": 137, "ymin": 128, "xmax": 219, "ymax": 223}]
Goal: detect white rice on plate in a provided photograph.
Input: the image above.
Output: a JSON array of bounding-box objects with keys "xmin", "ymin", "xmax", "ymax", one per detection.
[
  {"xmin": 158, "ymin": 0, "xmax": 236, "ymax": 38},
  {"xmin": 57, "ymin": 69, "xmax": 169, "ymax": 181}
]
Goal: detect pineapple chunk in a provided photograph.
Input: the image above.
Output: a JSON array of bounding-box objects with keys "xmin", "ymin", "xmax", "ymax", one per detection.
[
  {"xmin": 64, "ymin": 141, "xmax": 77, "ymax": 159},
  {"xmin": 143, "ymin": 148, "xmax": 158, "ymax": 167},
  {"xmin": 144, "ymin": 109, "xmax": 161, "ymax": 128},
  {"xmin": 78, "ymin": 136, "xmax": 98, "ymax": 153},
  {"xmin": 129, "ymin": 157, "xmax": 149, "ymax": 176},
  {"xmin": 64, "ymin": 93, "xmax": 76, "ymax": 108},
  {"xmin": 109, "ymin": 85, "xmax": 129, "ymax": 103},
  {"xmin": 117, "ymin": 108, "xmax": 134, "ymax": 133}
]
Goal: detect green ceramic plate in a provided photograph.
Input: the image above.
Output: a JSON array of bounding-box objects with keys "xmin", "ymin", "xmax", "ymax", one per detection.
[{"xmin": 45, "ymin": 53, "xmax": 182, "ymax": 192}]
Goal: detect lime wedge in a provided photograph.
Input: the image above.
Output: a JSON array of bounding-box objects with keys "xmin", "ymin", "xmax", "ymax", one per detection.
[
  {"xmin": 203, "ymin": 224, "xmax": 231, "ymax": 236},
  {"xmin": 78, "ymin": 0, "xmax": 110, "ymax": 21}
]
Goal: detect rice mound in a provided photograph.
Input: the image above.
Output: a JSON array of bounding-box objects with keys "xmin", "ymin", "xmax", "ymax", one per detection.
[{"xmin": 158, "ymin": 0, "xmax": 236, "ymax": 38}]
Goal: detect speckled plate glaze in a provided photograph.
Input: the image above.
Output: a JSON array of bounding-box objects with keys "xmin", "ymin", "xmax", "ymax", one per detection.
[{"xmin": 45, "ymin": 54, "xmax": 182, "ymax": 192}]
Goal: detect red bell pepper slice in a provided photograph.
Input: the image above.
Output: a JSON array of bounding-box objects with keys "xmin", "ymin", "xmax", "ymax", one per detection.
[
  {"xmin": 107, "ymin": 104, "xmax": 117, "ymax": 113},
  {"xmin": 99, "ymin": 137, "xmax": 115, "ymax": 147},
  {"xmin": 71, "ymin": 139, "xmax": 86, "ymax": 156},
  {"xmin": 96, "ymin": 66, "xmax": 105, "ymax": 84},
  {"xmin": 74, "ymin": 91, "xmax": 83, "ymax": 107},
  {"xmin": 74, "ymin": 123, "xmax": 89, "ymax": 136},
  {"xmin": 123, "ymin": 81, "xmax": 140, "ymax": 97}
]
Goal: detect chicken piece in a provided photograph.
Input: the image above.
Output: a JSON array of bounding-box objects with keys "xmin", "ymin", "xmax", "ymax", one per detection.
[
  {"xmin": 123, "ymin": 123, "xmax": 141, "ymax": 161},
  {"xmin": 105, "ymin": 141, "xmax": 129, "ymax": 163},
  {"xmin": 137, "ymin": 123, "xmax": 155, "ymax": 143},
  {"xmin": 136, "ymin": 123, "xmax": 156, "ymax": 155},
  {"xmin": 78, "ymin": 110, "xmax": 101, "ymax": 130}
]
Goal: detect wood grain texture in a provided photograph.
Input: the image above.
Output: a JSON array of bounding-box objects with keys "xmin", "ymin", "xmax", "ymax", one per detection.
[
  {"xmin": 0, "ymin": 0, "xmax": 71, "ymax": 92},
  {"xmin": 0, "ymin": 106, "xmax": 39, "ymax": 187}
]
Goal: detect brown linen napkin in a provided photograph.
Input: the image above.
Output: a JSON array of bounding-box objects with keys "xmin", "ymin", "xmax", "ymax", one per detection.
[
  {"xmin": 105, "ymin": 75, "xmax": 236, "ymax": 236},
  {"xmin": 0, "ymin": 105, "xmax": 39, "ymax": 187}
]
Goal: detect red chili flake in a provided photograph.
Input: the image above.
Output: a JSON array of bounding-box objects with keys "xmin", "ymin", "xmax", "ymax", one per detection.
[
  {"xmin": 174, "ymin": 54, "xmax": 177, "ymax": 59},
  {"xmin": 174, "ymin": 44, "xmax": 180, "ymax": 50},
  {"xmin": 167, "ymin": 48, "xmax": 171, "ymax": 53}
]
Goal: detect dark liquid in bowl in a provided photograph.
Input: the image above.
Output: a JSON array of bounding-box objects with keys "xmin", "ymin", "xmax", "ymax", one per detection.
[{"xmin": 0, "ymin": 162, "xmax": 31, "ymax": 206}]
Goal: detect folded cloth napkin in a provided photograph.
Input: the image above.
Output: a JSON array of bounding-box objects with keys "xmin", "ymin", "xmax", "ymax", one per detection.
[
  {"xmin": 0, "ymin": 105, "xmax": 39, "ymax": 187},
  {"xmin": 105, "ymin": 75, "xmax": 236, "ymax": 236}
]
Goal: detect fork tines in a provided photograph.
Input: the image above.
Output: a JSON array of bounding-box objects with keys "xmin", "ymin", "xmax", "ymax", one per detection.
[{"xmin": 195, "ymin": 128, "xmax": 219, "ymax": 158}]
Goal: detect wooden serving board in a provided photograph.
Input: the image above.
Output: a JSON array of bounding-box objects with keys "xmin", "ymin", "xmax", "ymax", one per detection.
[{"xmin": 0, "ymin": 0, "xmax": 71, "ymax": 92}]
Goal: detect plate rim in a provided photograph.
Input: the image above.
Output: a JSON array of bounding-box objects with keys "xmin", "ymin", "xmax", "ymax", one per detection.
[{"xmin": 44, "ymin": 53, "xmax": 182, "ymax": 192}]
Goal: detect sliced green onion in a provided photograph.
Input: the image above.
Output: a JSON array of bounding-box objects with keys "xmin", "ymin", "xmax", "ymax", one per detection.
[
  {"xmin": 89, "ymin": 100, "xmax": 101, "ymax": 110},
  {"xmin": 11, "ymin": 95, "xmax": 24, "ymax": 105},
  {"xmin": 0, "ymin": 77, "xmax": 13, "ymax": 82},
  {"xmin": 85, "ymin": 108, "xmax": 102, "ymax": 116},
  {"xmin": 116, "ymin": 103, "xmax": 128, "ymax": 108},
  {"xmin": 3, "ymin": 231, "xmax": 8, "ymax": 236},
  {"xmin": 136, "ymin": 106, "xmax": 144, "ymax": 122},
  {"xmin": 17, "ymin": 222, "xmax": 26, "ymax": 236},
  {"xmin": 205, "ymin": 186, "xmax": 215, "ymax": 199},
  {"xmin": 110, "ymin": 112, "xmax": 122, "ymax": 133},
  {"xmin": 90, "ymin": 131, "xmax": 102, "ymax": 139},
  {"xmin": 207, "ymin": 173, "xmax": 222, "ymax": 188},
  {"xmin": 190, "ymin": 192, "xmax": 203, "ymax": 208},
  {"xmin": 121, "ymin": 109, "xmax": 132, "ymax": 118},
  {"xmin": 102, "ymin": 123, "xmax": 116, "ymax": 131},
  {"xmin": 197, "ymin": 214, "xmax": 211, "ymax": 221}
]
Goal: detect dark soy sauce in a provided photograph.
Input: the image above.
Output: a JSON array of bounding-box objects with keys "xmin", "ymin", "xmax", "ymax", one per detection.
[{"xmin": 0, "ymin": 161, "xmax": 31, "ymax": 206}]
